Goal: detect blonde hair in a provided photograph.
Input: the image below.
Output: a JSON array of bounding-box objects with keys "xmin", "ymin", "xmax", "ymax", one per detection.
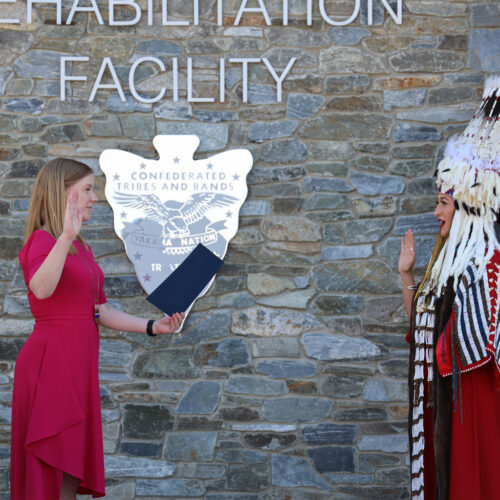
[{"xmin": 24, "ymin": 158, "xmax": 93, "ymax": 253}]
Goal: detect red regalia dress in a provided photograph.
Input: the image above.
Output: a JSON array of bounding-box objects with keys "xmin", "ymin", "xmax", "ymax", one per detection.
[
  {"xmin": 409, "ymin": 250, "xmax": 500, "ymax": 499},
  {"xmin": 11, "ymin": 229, "xmax": 106, "ymax": 499}
]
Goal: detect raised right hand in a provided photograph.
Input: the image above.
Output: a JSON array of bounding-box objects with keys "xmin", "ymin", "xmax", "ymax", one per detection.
[
  {"xmin": 62, "ymin": 191, "xmax": 83, "ymax": 241},
  {"xmin": 398, "ymin": 229, "xmax": 416, "ymax": 275}
]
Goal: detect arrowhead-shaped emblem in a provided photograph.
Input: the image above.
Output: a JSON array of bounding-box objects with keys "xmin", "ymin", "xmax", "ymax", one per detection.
[{"xmin": 100, "ymin": 135, "xmax": 253, "ymax": 317}]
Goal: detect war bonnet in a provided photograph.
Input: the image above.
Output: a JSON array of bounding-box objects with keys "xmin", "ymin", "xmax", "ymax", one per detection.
[{"xmin": 431, "ymin": 75, "xmax": 500, "ymax": 294}]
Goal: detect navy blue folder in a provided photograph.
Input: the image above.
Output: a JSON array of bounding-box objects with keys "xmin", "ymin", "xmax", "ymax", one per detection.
[{"xmin": 146, "ymin": 243, "xmax": 224, "ymax": 315}]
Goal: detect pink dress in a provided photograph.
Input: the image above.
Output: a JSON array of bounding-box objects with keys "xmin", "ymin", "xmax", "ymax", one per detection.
[{"xmin": 11, "ymin": 230, "xmax": 106, "ymax": 499}]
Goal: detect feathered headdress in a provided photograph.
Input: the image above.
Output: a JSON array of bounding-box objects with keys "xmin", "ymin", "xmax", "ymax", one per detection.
[{"xmin": 431, "ymin": 75, "xmax": 500, "ymax": 294}]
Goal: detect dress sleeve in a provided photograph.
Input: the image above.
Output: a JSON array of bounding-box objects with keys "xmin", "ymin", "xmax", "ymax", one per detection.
[{"xmin": 22, "ymin": 230, "xmax": 57, "ymax": 283}]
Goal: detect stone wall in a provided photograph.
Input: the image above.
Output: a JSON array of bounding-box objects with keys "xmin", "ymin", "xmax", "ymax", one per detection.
[{"xmin": 1, "ymin": 0, "xmax": 500, "ymax": 498}]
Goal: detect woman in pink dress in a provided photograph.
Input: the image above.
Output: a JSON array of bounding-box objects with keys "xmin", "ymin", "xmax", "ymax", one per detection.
[{"xmin": 10, "ymin": 158, "xmax": 184, "ymax": 500}]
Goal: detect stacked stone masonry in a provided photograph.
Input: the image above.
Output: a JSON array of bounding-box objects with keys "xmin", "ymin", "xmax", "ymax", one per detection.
[{"xmin": 1, "ymin": 0, "xmax": 499, "ymax": 498}]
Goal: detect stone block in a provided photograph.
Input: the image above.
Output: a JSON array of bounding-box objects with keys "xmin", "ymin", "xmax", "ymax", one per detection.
[
  {"xmin": 328, "ymin": 27, "xmax": 371, "ymax": 45},
  {"xmin": 471, "ymin": 4, "xmax": 500, "ymax": 27},
  {"xmin": 389, "ymin": 50, "xmax": 464, "ymax": 72},
  {"xmin": 122, "ymin": 404, "xmax": 173, "ymax": 439},
  {"xmin": 165, "ymin": 431, "xmax": 218, "ymax": 461},
  {"xmin": 241, "ymin": 83, "xmax": 276, "ymax": 104},
  {"xmin": 194, "ymin": 109, "xmax": 238, "ymax": 122},
  {"xmin": 468, "ymin": 29, "xmax": 500, "ymax": 71},
  {"xmin": 271, "ymin": 454, "xmax": 332, "ymax": 490},
  {"xmin": 363, "ymin": 379, "xmax": 407, "ymax": 402},
  {"xmin": 324, "ymin": 74, "xmax": 371, "ymax": 94},
  {"xmin": 219, "ymin": 407, "xmax": 260, "ymax": 421},
  {"xmin": 267, "ymin": 27, "xmax": 327, "ymax": 47},
  {"xmin": 231, "ymin": 307, "xmax": 322, "ymax": 337},
  {"xmin": 175, "ymin": 381, "xmax": 222, "ymax": 414},
  {"xmin": 227, "ymin": 464, "xmax": 269, "ymax": 492},
  {"xmin": 263, "ymin": 398, "xmax": 331, "ymax": 422},
  {"xmin": 375, "ymin": 467, "xmax": 410, "ymax": 484},
  {"xmin": 256, "ymin": 360, "xmax": 316, "ymax": 379},
  {"xmin": 393, "ymin": 123, "xmax": 441, "ymax": 142},
  {"xmin": 137, "ymin": 39, "xmax": 183, "ymax": 55},
  {"xmin": 437, "ymin": 35, "xmax": 467, "ymax": 51},
  {"xmin": 308, "ymin": 141, "xmax": 355, "ymax": 161},
  {"xmin": 302, "ymin": 177, "xmax": 353, "ymax": 193},
  {"xmin": 305, "ymin": 194, "xmax": 349, "ymax": 211},
  {"xmin": 249, "ymin": 120, "xmax": 299, "ymax": 142},
  {"xmin": 307, "ymin": 446, "xmax": 355, "ymax": 473},
  {"xmin": 248, "ymin": 166, "xmax": 306, "ymax": 184},
  {"xmin": 0, "ymin": 68, "xmax": 13, "ymax": 95},
  {"xmin": 104, "ymin": 455, "xmax": 174, "ymax": 478},
  {"xmin": 350, "ymin": 172, "xmax": 404, "ymax": 195},
  {"xmin": 351, "ymin": 196, "xmax": 397, "ymax": 218},
  {"xmin": 383, "ymin": 89, "xmax": 425, "ymax": 110},
  {"xmin": 240, "ymin": 200, "xmax": 270, "ymax": 216},
  {"xmin": 345, "ymin": 218, "xmax": 393, "ymax": 244},
  {"xmin": 299, "ymin": 114, "xmax": 392, "ymax": 141},
  {"xmin": 429, "ymin": 86, "xmax": 474, "ymax": 105},
  {"xmin": 320, "ymin": 47, "xmax": 387, "ymax": 73},
  {"xmin": 6, "ymin": 159, "xmax": 44, "ymax": 178},
  {"xmin": 41, "ymin": 124, "xmax": 86, "ymax": 144},
  {"xmin": 100, "ymin": 480, "xmax": 135, "ymax": 500},
  {"xmin": 136, "ymin": 478, "xmax": 205, "ymax": 496},
  {"xmin": 272, "ymin": 197, "xmax": 304, "ymax": 214},
  {"xmin": 120, "ymin": 441, "xmax": 162, "ymax": 457},
  {"xmin": 261, "ymin": 138, "xmax": 307, "ymax": 163},
  {"xmin": 194, "ymin": 339, "xmax": 250, "ymax": 368},
  {"xmin": 206, "ymin": 495, "xmax": 258, "ymax": 500},
  {"xmin": 303, "ymin": 333, "xmax": 380, "ymax": 362},
  {"xmin": 287, "ymin": 93, "xmax": 325, "ymax": 119},
  {"xmin": 394, "ymin": 214, "xmax": 440, "ymax": 235},
  {"xmin": 359, "ymin": 453, "xmax": 400, "ymax": 473},
  {"xmin": 216, "ymin": 449, "xmax": 268, "ymax": 464},
  {"xmin": 391, "ymin": 144, "xmax": 436, "ymax": 159},
  {"xmin": 251, "ymin": 338, "xmax": 301, "ymax": 358},
  {"xmin": 256, "ymin": 289, "xmax": 314, "ymax": 309},
  {"xmin": 396, "ymin": 106, "xmax": 475, "ymax": 124},
  {"xmin": 321, "ymin": 375, "xmax": 365, "ymax": 399},
  {"xmin": 244, "ymin": 433, "xmax": 296, "ymax": 451},
  {"xmin": 358, "ymin": 434, "xmax": 408, "ymax": 453},
  {"xmin": 389, "ymin": 159, "xmax": 433, "ymax": 177},
  {"xmin": 226, "ymin": 375, "xmax": 286, "ymax": 395},
  {"xmin": 156, "ymin": 122, "xmax": 228, "ymax": 152},
  {"xmin": 349, "ymin": 154, "xmax": 387, "ymax": 172},
  {"xmin": 312, "ymin": 261, "xmax": 400, "ymax": 293},
  {"xmin": 261, "ymin": 216, "xmax": 321, "ymax": 241},
  {"xmin": 321, "ymin": 245, "xmax": 373, "ymax": 260},
  {"xmin": 175, "ymin": 309, "xmax": 231, "ymax": 345},
  {"xmin": 310, "ymin": 295, "xmax": 362, "ymax": 315},
  {"xmin": 133, "ymin": 348, "xmax": 199, "ymax": 378},
  {"xmin": 13, "ymin": 50, "xmax": 68, "ymax": 78},
  {"xmin": 3, "ymin": 98, "xmax": 44, "ymax": 114},
  {"xmin": 302, "ymin": 423, "xmax": 358, "ymax": 445}
]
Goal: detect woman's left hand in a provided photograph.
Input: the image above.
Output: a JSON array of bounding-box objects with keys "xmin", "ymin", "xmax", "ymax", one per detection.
[{"xmin": 153, "ymin": 312, "xmax": 185, "ymax": 334}]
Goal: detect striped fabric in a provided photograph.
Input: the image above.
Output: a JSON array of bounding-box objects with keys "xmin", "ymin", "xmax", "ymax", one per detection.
[{"xmin": 454, "ymin": 261, "xmax": 500, "ymax": 371}]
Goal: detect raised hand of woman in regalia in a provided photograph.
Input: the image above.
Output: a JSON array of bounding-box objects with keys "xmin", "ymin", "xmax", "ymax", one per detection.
[
  {"xmin": 399, "ymin": 229, "xmax": 417, "ymax": 319},
  {"xmin": 399, "ymin": 229, "xmax": 416, "ymax": 276},
  {"xmin": 63, "ymin": 191, "xmax": 83, "ymax": 241}
]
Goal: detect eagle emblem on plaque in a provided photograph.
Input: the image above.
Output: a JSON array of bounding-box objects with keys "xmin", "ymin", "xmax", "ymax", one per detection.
[{"xmin": 100, "ymin": 135, "xmax": 253, "ymax": 313}]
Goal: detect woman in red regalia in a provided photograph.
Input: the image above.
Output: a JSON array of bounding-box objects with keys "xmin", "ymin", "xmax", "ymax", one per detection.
[
  {"xmin": 10, "ymin": 158, "xmax": 184, "ymax": 500},
  {"xmin": 399, "ymin": 75, "xmax": 500, "ymax": 499}
]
